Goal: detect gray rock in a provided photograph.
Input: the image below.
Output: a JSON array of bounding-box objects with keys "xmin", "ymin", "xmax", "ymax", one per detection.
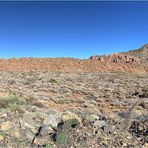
[
  {"xmin": 38, "ymin": 95, "xmax": 49, "ymax": 100},
  {"xmin": 39, "ymin": 125, "xmax": 54, "ymax": 136},
  {"xmin": 83, "ymin": 102, "xmax": 96, "ymax": 108},
  {"xmin": 96, "ymin": 98, "xmax": 104, "ymax": 103},
  {"xmin": 139, "ymin": 98, "xmax": 148, "ymax": 109},
  {"xmin": 8, "ymin": 79, "xmax": 16, "ymax": 85},
  {"xmin": 21, "ymin": 112, "xmax": 36, "ymax": 129},
  {"xmin": 22, "ymin": 128, "xmax": 35, "ymax": 141},
  {"xmin": 93, "ymin": 120, "xmax": 106, "ymax": 128},
  {"xmin": 132, "ymin": 110, "xmax": 148, "ymax": 121},
  {"xmin": 43, "ymin": 114, "xmax": 60, "ymax": 128},
  {"xmin": 75, "ymin": 98, "xmax": 85, "ymax": 104},
  {"xmin": 104, "ymin": 125, "xmax": 116, "ymax": 133},
  {"xmin": 118, "ymin": 111, "xmax": 132, "ymax": 119}
]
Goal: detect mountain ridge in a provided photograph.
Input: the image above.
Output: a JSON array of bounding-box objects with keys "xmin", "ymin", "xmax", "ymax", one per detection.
[{"xmin": 0, "ymin": 45, "xmax": 147, "ymax": 73}]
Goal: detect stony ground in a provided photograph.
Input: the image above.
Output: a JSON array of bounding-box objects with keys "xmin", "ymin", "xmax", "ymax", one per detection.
[{"xmin": 0, "ymin": 71, "xmax": 147, "ymax": 147}]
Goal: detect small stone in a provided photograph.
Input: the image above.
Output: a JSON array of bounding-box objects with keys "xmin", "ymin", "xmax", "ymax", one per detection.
[
  {"xmin": 0, "ymin": 121, "xmax": 13, "ymax": 131},
  {"xmin": 83, "ymin": 102, "xmax": 96, "ymax": 108},
  {"xmin": 11, "ymin": 128, "xmax": 21, "ymax": 138},
  {"xmin": 93, "ymin": 120, "xmax": 106, "ymax": 128},
  {"xmin": 127, "ymin": 136, "xmax": 131, "ymax": 140},
  {"xmin": 0, "ymin": 113, "xmax": 8, "ymax": 118},
  {"xmin": 39, "ymin": 125, "xmax": 54, "ymax": 136},
  {"xmin": 0, "ymin": 135, "xmax": 4, "ymax": 141},
  {"xmin": 8, "ymin": 79, "xmax": 16, "ymax": 85},
  {"xmin": 43, "ymin": 114, "xmax": 60, "ymax": 128},
  {"xmin": 142, "ymin": 143, "xmax": 148, "ymax": 148},
  {"xmin": 34, "ymin": 136, "xmax": 48, "ymax": 145},
  {"xmin": 21, "ymin": 112, "xmax": 36, "ymax": 129},
  {"xmin": 132, "ymin": 110, "xmax": 143, "ymax": 119},
  {"xmin": 22, "ymin": 128, "xmax": 35, "ymax": 141},
  {"xmin": 136, "ymin": 106, "xmax": 143, "ymax": 111},
  {"xmin": 75, "ymin": 98, "xmax": 85, "ymax": 104},
  {"xmin": 139, "ymin": 98, "xmax": 148, "ymax": 109},
  {"xmin": 39, "ymin": 95, "xmax": 49, "ymax": 100},
  {"xmin": 104, "ymin": 125, "xmax": 115, "ymax": 133},
  {"xmin": 96, "ymin": 98, "xmax": 103, "ymax": 102}
]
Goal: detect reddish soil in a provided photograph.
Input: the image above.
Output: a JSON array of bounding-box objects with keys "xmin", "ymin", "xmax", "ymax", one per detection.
[{"xmin": 0, "ymin": 54, "xmax": 147, "ymax": 73}]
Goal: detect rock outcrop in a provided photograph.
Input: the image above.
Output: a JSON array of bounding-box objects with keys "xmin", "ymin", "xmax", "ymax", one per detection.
[
  {"xmin": 89, "ymin": 53, "xmax": 140, "ymax": 64},
  {"xmin": 121, "ymin": 44, "xmax": 148, "ymax": 65}
]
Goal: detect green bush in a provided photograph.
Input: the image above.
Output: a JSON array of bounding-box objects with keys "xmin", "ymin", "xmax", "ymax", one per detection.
[
  {"xmin": 56, "ymin": 133, "xmax": 67, "ymax": 144},
  {"xmin": 64, "ymin": 118, "xmax": 79, "ymax": 128},
  {"xmin": 45, "ymin": 144, "xmax": 52, "ymax": 148},
  {"xmin": 143, "ymin": 87, "xmax": 148, "ymax": 97},
  {"xmin": 0, "ymin": 94, "xmax": 26, "ymax": 113},
  {"xmin": 48, "ymin": 79, "xmax": 57, "ymax": 83}
]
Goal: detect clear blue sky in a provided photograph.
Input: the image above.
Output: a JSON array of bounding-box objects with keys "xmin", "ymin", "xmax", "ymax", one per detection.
[{"xmin": 0, "ymin": 1, "xmax": 148, "ymax": 59}]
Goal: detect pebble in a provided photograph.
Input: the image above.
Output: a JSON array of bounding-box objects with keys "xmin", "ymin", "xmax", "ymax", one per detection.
[
  {"xmin": 0, "ymin": 135, "xmax": 4, "ymax": 141},
  {"xmin": 0, "ymin": 121, "xmax": 13, "ymax": 131},
  {"xmin": 93, "ymin": 120, "xmax": 106, "ymax": 128}
]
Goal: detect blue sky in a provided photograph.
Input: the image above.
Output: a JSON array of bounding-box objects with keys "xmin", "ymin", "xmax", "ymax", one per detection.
[{"xmin": 0, "ymin": 1, "xmax": 148, "ymax": 59}]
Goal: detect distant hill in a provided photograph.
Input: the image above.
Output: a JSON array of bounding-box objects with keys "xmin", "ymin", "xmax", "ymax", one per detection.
[
  {"xmin": 0, "ymin": 45, "xmax": 147, "ymax": 73},
  {"xmin": 90, "ymin": 44, "xmax": 148, "ymax": 66},
  {"xmin": 121, "ymin": 44, "xmax": 148, "ymax": 65},
  {"xmin": 123, "ymin": 44, "xmax": 148, "ymax": 56}
]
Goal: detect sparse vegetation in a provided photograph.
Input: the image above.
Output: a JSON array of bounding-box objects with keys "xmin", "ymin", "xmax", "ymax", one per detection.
[
  {"xmin": 63, "ymin": 118, "xmax": 79, "ymax": 128},
  {"xmin": 0, "ymin": 94, "xmax": 26, "ymax": 108},
  {"xmin": 56, "ymin": 133, "xmax": 67, "ymax": 144},
  {"xmin": 142, "ymin": 86, "xmax": 148, "ymax": 97},
  {"xmin": 0, "ymin": 72, "xmax": 147, "ymax": 147},
  {"xmin": 61, "ymin": 111, "xmax": 81, "ymax": 127},
  {"xmin": 45, "ymin": 144, "xmax": 52, "ymax": 148},
  {"xmin": 0, "ymin": 93, "xmax": 28, "ymax": 114},
  {"xmin": 48, "ymin": 79, "xmax": 58, "ymax": 83}
]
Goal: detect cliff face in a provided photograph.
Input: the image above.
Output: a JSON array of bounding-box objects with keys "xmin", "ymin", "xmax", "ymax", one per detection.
[{"xmin": 0, "ymin": 45, "xmax": 147, "ymax": 73}]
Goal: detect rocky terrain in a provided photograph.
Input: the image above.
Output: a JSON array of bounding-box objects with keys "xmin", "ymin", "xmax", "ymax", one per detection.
[
  {"xmin": 0, "ymin": 45, "xmax": 147, "ymax": 147},
  {"xmin": 0, "ymin": 44, "xmax": 148, "ymax": 74},
  {"xmin": 121, "ymin": 44, "xmax": 148, "ymax": 66}
]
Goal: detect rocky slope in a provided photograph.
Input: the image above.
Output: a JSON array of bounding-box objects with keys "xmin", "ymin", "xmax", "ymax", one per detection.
[
  {"xmin": 121, "ymin": 44, "xmax": 148, "ymax": 65},
  {"xmin": 0, "ymin": 72, "xmax": 147, "ymax": 147},
  {"xmin": 0, "ymin": 45, "xmax": 147, "ymax": 147},
  {"xmin": 0, "ymin": 44, "xmax": 147, "ymax": 73}
]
